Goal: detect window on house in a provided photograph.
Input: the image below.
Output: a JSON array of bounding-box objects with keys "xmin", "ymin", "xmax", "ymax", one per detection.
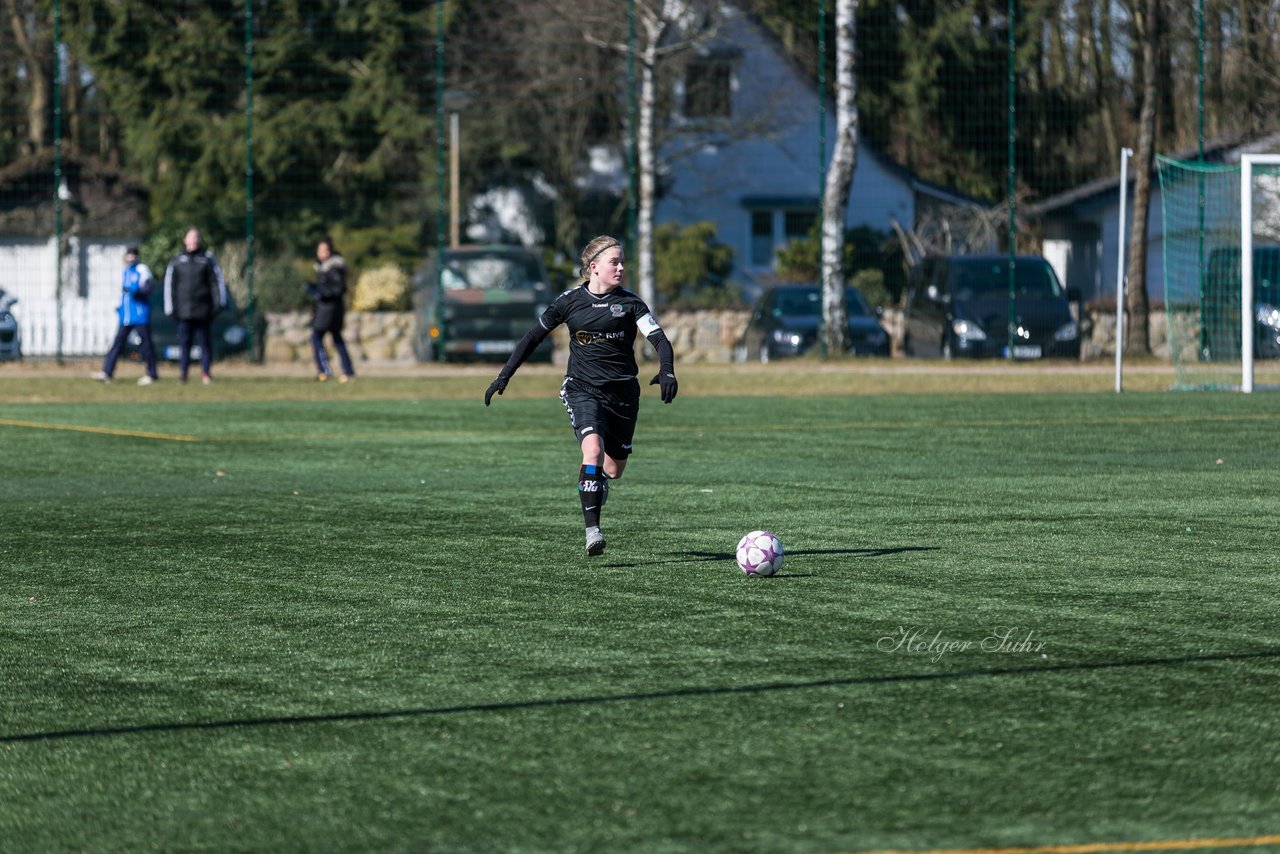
[
  {"xmin": 750, "ymin": 211, "xmax": 775, "ymax": 267},
  {"xmin": 784, "ymin": 211, "xmax": 817, "ymax": 243},
  {"xmin": 684, "ymin": 56, "xmax": 733, "ymax": 118},
  {"xmin": 745, "ymin": 207, "xmax": 821, "ymax": 271}
]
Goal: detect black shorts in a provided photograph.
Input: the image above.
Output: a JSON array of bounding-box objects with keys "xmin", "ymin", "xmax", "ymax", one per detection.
[{"xmin": 559, "ymin": 377, "xmax": 640, "ymax": 460}]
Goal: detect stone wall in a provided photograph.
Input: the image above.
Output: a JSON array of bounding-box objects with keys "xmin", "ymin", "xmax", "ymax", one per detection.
[
  {"xmin": 261, "ymin": 306, "xmax": 1173, "ymax": 364},
  {"xmin": 264, "ymin": 311, "xmax": 416, "ymax": 364}
]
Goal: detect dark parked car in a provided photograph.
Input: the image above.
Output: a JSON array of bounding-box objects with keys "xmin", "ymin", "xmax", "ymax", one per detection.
[
  {"xmin": 0, "ymin": 288, "xmax": 20, "ymax": 361},
  {"xmin": 903, "ymin": 254, "xmax": 1080, "ymax": 360},
  {"xmin": 739, "ymin": 284, "xmax": 890, "ymax": 362},
  {"xmin": 413, "ymin": 245, "xmax": 555, "ymax": 363},
  {"xmin": 126, "ymin": 291, "xmax": 249, "ymax": 363},
  {"xmin": 1198, "ymin": 246, "xmax": 1280, "ymax": 361}
]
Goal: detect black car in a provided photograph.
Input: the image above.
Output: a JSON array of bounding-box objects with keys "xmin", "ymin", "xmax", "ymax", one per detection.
[
  {"xmin": 413, "ymin": 245, "xmax": 555, "ymax": 363},
  {"xmin": 1198, "ymin": 246, "xmax": 1280, "ymax": 361},
  {"xmin": 0, "ymin": 288, "xmax": 20, "ymax": 361},
  {"xmin": 126, "ymin": 292, "xmax": 250, "ymax": 362},
  {"xmin": 740, "ymin": 284, "xmax": 890, "ymax": 362},
  {"xmin": 903, "ymin": 254, "xmax": 1081, "ymax": 359}
]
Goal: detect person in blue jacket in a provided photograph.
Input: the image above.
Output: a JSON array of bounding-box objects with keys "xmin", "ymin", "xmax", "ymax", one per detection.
[{"xmin": 95, "ymin": 245, "xmax": 158, "ymax": 385}]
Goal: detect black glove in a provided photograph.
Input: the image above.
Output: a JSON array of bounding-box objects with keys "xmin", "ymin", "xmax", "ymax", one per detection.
[
  {"xmin": 649, "ymin": 371, "xmax": 678, "ymax": 404},
  {"xmin": 484, "ymin": 375, "xmax": 509, "ymax": 406}
]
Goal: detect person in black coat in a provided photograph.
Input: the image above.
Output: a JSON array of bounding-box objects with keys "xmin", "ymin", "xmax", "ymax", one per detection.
[
  {"xmin": 163, "ymin": 227, "xmax": 227, "ymax": 385},
  {"xmin": 307, "ymin": 236, "xmax": 355, "ymax": 382}
]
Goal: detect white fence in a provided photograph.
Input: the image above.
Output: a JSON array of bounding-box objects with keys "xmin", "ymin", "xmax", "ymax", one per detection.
[{"xmin": 0, "ymin": 236, "xmax": 130, "ymax": 356}]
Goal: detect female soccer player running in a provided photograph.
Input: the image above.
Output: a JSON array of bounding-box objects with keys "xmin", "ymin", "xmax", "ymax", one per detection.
[{"xmin": 484, "ymin": 236, "xmax": 678, "ymax": 556}]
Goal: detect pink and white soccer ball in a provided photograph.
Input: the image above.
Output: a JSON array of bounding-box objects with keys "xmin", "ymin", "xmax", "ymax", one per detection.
[{"xmin": 736, "ymin": 531, "xmax": 784, "ymax": 576}]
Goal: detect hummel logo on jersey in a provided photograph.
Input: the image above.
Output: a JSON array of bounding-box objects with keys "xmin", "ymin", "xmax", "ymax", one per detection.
[
  {"xmin": 579, "ymin": 426, "xmax": 595, "ymax": 435},
  {"xmin": 592, "ymin": 303, "xmax": 609, "ymax": 308}
]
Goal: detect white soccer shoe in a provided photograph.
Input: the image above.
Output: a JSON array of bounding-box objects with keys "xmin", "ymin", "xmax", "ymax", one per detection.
[{"xmin": 585, "ymin": 527, "xmax": 606, "ymax": 557}]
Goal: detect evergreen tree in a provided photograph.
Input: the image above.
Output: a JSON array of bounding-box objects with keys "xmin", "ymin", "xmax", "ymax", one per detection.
[{"xmin": 63, "ymin": 0, "xmax": 441, "ymax": 251}]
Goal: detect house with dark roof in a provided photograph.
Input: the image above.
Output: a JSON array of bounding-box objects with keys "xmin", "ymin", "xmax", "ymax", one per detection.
[
  {"xmin": 655, "ymin": 3, "xmax": 980, "ymax": 299},
  {"xmin": 1027, "ymin": 132, "xmax": 1280, "ymax": 305}
]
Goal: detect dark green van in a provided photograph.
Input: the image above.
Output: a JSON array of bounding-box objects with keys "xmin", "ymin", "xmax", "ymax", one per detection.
[{"xmin": 412, "ymin": 245, "xmax": 556, "ymax": 363}]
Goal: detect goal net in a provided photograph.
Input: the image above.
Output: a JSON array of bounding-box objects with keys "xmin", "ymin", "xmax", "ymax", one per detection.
[{"xmin": 1158, "ymin": 154, "xmax": 1280, "ymax": 391}]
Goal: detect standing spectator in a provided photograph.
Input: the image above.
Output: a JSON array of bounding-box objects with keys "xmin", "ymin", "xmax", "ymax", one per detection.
[
  {"xmin": 163, "ymin": 227, "xmax": 227, "ymax": 385},
  {"xmin": 307, "ymin": 236, "xmax": 355, "ymax": 382},
  {"xmin": 94, "ymin": 245, "xmax": 158, "ymax": 385}
]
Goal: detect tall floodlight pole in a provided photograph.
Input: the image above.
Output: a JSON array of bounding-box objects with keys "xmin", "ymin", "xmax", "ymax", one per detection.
[
  {"xmin": 818, "ymin": 0, "xmax": 826, "ymax": 208},
  {"xmin": 817, "ymin": 0, "xmax": 827, "ymax": 357},
  {"xmin": 53, "ymin": 0, "xmax": 64, "ymax": 364},
  {"xmin": 626, "ymin": 0, "xmax": 637, "ymax": 253},
  {"xmin": 1196, "ymin": 0, "xmax": 1207, "ymax": 358},
  {"xmin": 1006, "ymin": 0, "xmax": 1016, "ymax": 357},
  {"xmin": 244, "ymin": 0, "xmax": 258, "ymax": 362},
  {"xmin": 1196, "ymin": 0, "xmax": 1204, "ymax": 162},
  {"xmin": 450, "ymin": 110, "xmax": 461, "ymax": 247},
  {"xmin": 435, "ymin": 1, "xmax": 448, "ymax": 362}
]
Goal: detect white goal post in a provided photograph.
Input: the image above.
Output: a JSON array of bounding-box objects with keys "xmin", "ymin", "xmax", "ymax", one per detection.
[{"xmin": 1240, "ymin": 153, "xmax": 1280, "ymax": 393}]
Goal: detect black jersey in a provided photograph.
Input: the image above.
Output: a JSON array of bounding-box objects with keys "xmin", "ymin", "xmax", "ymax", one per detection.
[{"xmin": 537, "ymin": 284, "xmax": 665, "ymax": 385}]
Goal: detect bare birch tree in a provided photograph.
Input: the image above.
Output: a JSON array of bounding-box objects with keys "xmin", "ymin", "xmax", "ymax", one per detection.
[
  {"xmin": 566, "ymin": 0, "xmax": 719, "ymax": 308},
  {"xmin": 821, "ymin": 0, "xmax": 857, "ymax": 356}
]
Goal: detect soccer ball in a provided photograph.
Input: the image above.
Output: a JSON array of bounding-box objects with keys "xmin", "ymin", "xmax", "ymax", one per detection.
[{"xmin": 736, "ymin": 531, "xmax": 784, "ymax": 577}]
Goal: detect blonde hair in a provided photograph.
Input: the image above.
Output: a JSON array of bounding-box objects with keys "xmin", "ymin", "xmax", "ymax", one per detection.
[{"xmin": 579, "ymin": 235, "xmax": 622, "ymax": 282}]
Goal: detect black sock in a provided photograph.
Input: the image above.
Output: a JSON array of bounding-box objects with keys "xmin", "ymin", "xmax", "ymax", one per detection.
[
  {"xmin": 600, "ymin": 472, "xmax": 611, "ymax": 509},
  {"xmin": 578, "ymin": 464, "xmax": 604, "ymax": 528}
]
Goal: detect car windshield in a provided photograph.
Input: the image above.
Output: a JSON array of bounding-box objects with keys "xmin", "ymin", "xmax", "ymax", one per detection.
[
  {"xmin": 441, "ymin": 254, "xmax": 543, "ymax": 291},
  {"xmin": 950, "ymin": 260, "xmax": 1063, "ymax": 301},
  {"xmin": 772, "ymin": 287, "xmax": 871, "ymax": 316}
]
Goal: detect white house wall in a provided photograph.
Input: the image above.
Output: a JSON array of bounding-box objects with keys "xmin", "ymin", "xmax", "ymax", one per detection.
[{"xmin": 0, "ymin": 237, "xmax": 130, "ymax": 356}]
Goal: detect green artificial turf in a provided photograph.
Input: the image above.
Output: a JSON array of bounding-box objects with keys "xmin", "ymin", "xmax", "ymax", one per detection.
[{"xmin": 1, "ymin": 375, "xmax": 1278, "ymax": 852}]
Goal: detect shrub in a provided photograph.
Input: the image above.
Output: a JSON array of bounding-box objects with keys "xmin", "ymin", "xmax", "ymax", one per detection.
[
  {"xmin": 351, "ymin": 264, "xmax": 411, "ymax": 311},
  {"xmin": 654, "ymin": 221, "xmax": 737, "ymax": 308},
  {"xmin": 254, "ymin": 254, "xmax": 315, "ymax": 313},
  {"xmin": 850, "ymin": 269, "xmax": 892, "ymax": 307},
  {"xmin": 775, "ymin": 225, "xmax": 904, "ymax": 306}
]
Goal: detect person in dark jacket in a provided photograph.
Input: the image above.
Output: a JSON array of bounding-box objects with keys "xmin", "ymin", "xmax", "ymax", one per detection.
[
  {"xmin": 163, "ymin": 227, "xmax": 227, "ymax": 385},
  {"xmin": 307, "ymin": 236, "xmax": 355, "ymax": 382},
  {"xmin": 94, "ymin": 245, "xmax": 158, "ymax": 385}
]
